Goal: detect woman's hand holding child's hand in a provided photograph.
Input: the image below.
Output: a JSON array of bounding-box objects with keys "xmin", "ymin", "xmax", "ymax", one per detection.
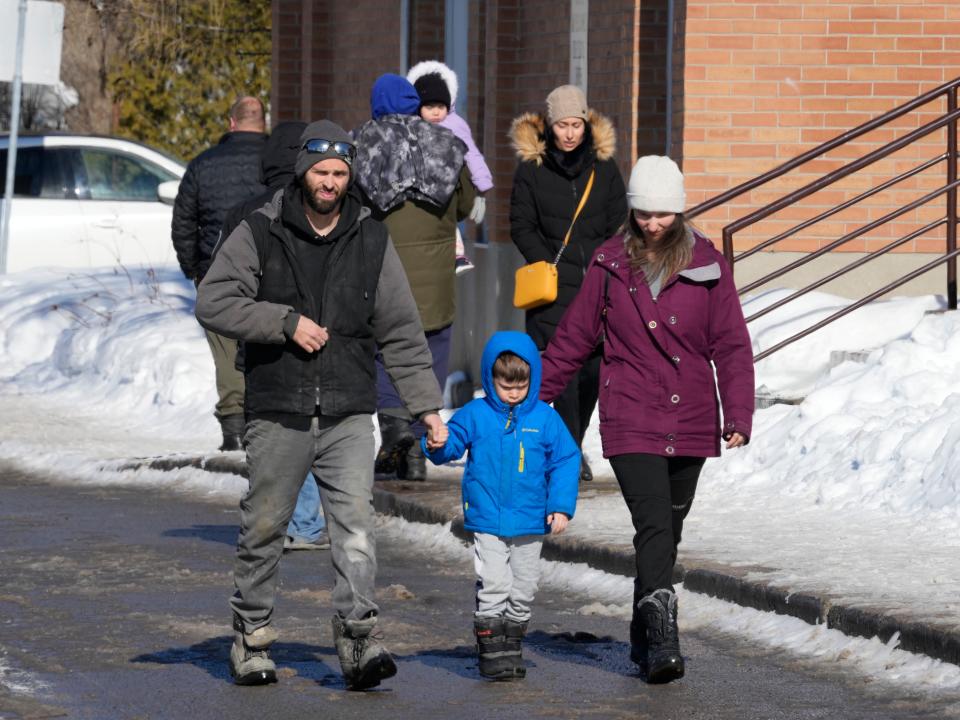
[{"xmin": 547, "ymin": 513, "xmax": 568, "ymax": 534}]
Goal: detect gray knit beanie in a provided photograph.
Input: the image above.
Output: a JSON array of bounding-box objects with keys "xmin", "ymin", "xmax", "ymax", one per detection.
[
  {"xmin": 546, "ymin": 85, "xmax": 589, "ymax": 125},
  {"xmin": 295, "ymin": 119, "xmax": 355, "ymax": 178}
]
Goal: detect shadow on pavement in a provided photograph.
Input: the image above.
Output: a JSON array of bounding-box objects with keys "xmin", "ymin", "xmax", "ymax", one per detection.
[
  {"xmin": 132, "ymin": 637, "xmax": 341, "ymax": 685},
  {"xmin": 162, "ymin": 524, "xmax": 238, "ymax": 546},
  {"xmin": 401, "ymin": 643, "xmax": 478, "ymax": 680},
  {"xmin": 525, "ymin": 630, "xmax": 632, "ymax": 675}
]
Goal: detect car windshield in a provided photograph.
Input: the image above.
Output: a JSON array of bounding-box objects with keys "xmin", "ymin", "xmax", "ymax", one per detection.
[{"xmin": 75, "ymin": 149, "xmax": 178, "ymax": 201}]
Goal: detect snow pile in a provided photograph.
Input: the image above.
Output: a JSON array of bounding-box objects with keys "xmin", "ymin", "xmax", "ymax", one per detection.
[
  {"xmin": 744, "ymin": 288, "xmax": 941, "ymax": 396},
  {"xmin": 0, "ymin": 267, "xmax": 218, "ymax": 443},
  {"xmin": 711, "ymin": 306, "xmax": 960, "ymax": 517}
]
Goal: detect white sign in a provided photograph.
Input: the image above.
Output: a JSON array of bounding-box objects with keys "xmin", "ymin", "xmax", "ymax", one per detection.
[{"xmin": 0, "ymin": 0, "xmax": 64, "ymax": 86}]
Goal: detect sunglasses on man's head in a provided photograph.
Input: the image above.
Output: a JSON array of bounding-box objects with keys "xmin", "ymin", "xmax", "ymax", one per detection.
[{"xmin": 302, "ymin": 138, "xmax": 356, "ymax": 160}]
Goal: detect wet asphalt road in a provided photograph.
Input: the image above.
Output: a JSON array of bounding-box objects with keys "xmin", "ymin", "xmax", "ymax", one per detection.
[{"xmin": 0, "ymin": 463, "xmax": 955, "ymax": 720}]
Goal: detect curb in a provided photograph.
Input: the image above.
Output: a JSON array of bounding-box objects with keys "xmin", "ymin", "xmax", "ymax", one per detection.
[{"xmin": 121, "ymin": 454, "xmax": 960, "ymax": 668}]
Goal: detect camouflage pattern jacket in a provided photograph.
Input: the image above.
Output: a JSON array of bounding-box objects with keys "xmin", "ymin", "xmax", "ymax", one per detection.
[{"xmin": 352, "ymin": 114, "xmax": 466, "ymax": 213}]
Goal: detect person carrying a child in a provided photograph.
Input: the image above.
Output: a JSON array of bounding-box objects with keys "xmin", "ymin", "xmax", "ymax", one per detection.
[
  {"xmin": 407, "ymin": 60, "xmax": 492, "ymax": 274},
  {"xmin": 423, "ymin": 330, "xmax": 580, "ymax": 680},
  {"xmin": 353, "ymin": 74, "xmax": 476, "ymax": 482}
]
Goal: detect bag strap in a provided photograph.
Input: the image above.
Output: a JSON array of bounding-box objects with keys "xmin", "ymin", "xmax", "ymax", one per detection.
[{"xmin": 552, "ymin": 167, "xmax": 596, "ymax": 265}]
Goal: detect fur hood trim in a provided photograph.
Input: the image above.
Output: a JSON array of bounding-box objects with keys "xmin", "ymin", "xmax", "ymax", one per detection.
[
  {"xmin": 508, "ymin": 109, "xmax": 616, "ymax": 165},
  {"xmin": 406, "ymin": 60, "xmax": 459, "ymax": 108}
]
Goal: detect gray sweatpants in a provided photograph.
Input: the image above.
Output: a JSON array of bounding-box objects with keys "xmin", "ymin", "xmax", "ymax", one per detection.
[
  {"xmin": 230, "ymin": 413, "xmax": 378, "ymax": 633},
  {"xmin": 473, "ymin": 532, "xmax": 543, "ymax": 623}
]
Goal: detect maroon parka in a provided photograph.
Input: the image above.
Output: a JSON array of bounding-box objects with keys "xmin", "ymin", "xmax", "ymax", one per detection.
[{"xmin": 540, "ymin": 231, "xmax": 755, "ymax": 458}]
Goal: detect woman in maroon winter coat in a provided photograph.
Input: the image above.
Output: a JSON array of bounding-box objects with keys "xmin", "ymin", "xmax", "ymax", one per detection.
[{"xmin": 539, "ymin": 155, "xmax": 754, "ymax": 684}]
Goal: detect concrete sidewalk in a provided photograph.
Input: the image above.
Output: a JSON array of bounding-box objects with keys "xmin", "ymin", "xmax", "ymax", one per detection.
[{"xmin": 122, "ymin": 452, "xmax": 960, "ymax": 668}]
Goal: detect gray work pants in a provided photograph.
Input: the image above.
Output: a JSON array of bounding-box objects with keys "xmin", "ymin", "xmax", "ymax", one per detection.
[
  {"xmin": 473, "ymin": 532, "xmax": 543, "ymax": 623},
  {"xmin": 230, "ymin": 413, "xmax": 378, "ymax": 633}
]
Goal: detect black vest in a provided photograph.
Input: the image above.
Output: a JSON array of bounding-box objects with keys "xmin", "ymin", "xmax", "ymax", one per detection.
[{"xmin": 243, "ymin": 207, "xmax": 388, "ymax": 416}]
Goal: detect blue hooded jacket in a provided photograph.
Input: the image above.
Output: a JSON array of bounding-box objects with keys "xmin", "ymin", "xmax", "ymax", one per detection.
[{"xmin": 423, "ymin": 331, "xmax": 580, "ymax": 537}]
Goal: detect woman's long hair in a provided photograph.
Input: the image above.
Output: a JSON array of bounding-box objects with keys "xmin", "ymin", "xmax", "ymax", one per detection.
[{"xmin": 622, "ymin": 211, "xmax": 693, "ymax": 283}]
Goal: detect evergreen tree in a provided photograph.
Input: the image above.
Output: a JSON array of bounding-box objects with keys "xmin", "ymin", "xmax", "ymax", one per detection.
[{"xmin": 109, "ymin": 0, "xmax": 271, "ymax": 162}]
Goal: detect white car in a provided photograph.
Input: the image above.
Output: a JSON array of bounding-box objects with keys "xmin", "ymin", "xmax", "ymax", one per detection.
[{"xmin": 0, "ymin": 134, "xmax": 185, "ymax": 272}]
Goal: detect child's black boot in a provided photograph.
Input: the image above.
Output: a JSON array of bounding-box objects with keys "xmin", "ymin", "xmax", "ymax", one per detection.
[
  {"xmin": 474, "ymin": 616, "xmax": 523, "ymax": 680},
  {"xmin": 503, "ymin": 618, "xmax": 528, "ymax": 678}
]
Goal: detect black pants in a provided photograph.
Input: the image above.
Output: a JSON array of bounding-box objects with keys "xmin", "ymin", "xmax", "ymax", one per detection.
[
  {"xmin": 610, "ymin": 453, "xmax": 705, "ymax": 603},
  {"xmin": 553, "ymin": 350, "xmax": 601, "ymax": 447}
]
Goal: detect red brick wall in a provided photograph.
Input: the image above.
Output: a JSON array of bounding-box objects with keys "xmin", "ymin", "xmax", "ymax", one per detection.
[
  {"xmin": 476, "ymin": 1, "xmax": 668, "ymax": 247},
  {"xmin": 272, "ymin": 0, "xmax": 402, "ymax": 132},
  {"xmin": 683, "ymin": 1, "xmax": 960, "ymax": 255},
  {"xmin": 409, "ymin": 0, "xmax": 446, "ymax": 65},
  {"xmin": 272, "ymin": 1, "xmax": 679, "ymax": 249}
]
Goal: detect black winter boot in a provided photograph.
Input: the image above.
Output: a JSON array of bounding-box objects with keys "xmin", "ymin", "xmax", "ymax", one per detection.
[
  {"xmin": 218, "ymin": 414, "xmax": 245, "ymax": 452},
  {"xmin": 579, "ymin": 456, "xmax": 593, "ymax": 483},
  {"xmin": 331, "ymin": 614, "xmax": 397, "ymax": 691},
  {"xmin": 503, "ymin": 618, "xmax": 528, "ymax": 679},
  {"xmin": 474, "ymin": 617, "xmax": 523, "ymax": 680},
  {"xmin": 638, "ymin": 589, "xmax": 684, "ymax": 684},
  {"xmin": 399, "ymin": 441, "xmax": 427, "ymax": 481},
  {"xmin": 375, "ymin": 414, "xmax": 415, "ymax": 477},
  {"xmin": 629, "ymin": 607, "xmax": 648, "ymax": 674}
]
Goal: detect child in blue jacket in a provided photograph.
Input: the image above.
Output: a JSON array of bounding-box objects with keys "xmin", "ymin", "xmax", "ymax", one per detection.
[{"xmin": 423, "ymin": 330, "xmax": 580, "ymax": 680}]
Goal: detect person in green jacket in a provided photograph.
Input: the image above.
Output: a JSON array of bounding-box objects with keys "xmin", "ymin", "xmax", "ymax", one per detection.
[{"xmin": 353, "ymin": 73, "xmax": 476, "ymax": 481}]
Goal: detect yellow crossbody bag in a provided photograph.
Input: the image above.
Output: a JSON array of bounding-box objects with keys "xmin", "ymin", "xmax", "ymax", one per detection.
[{"xmin": 513, "ymin": 168, "xmax": 596, "ymax": 310}]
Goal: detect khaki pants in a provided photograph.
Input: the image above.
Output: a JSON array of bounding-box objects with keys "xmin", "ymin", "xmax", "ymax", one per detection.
[{"xmin": 203, "ymin": 328, "xmax": 244, "ymax": 419}]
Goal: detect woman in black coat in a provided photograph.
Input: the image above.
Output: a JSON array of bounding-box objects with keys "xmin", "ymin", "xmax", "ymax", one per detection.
[{"xmin": 509, "ymin": 84, "xmax": 627, "ymax": 481}]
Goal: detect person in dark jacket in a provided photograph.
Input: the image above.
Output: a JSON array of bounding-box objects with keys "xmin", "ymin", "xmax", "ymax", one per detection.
[
  {"xmin": 353, "ymin": 74, "xmax": 476, "ymax": 481},
  {"xmin": 423, "ymin": 331, "xmax": 580, "ymax": 680},
  {"xmin": 196, "ymin": 120, "xmax": 448, "ymax": 690},
  {"xmin": 172, "ymin": 96, "xmax": 268, "ymax": 451},
  {"xmin": 220, "ymin": 121, "xmax": 330, "ymax": 553},
  {"xmin": 539, "ymin": 155, "xmax": 754, "ymax": 684},
  {"xmin": 509, "ymin": 84, "xmax": 627, "ymax": 484}
]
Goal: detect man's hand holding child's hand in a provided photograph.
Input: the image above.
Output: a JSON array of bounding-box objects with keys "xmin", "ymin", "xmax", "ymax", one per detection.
[
  {"xmin": 547, "ymin": 513, "xmax": 568, "ymax": 534},
  {"xmin": 423, "ymin": 413, "xmax": 448, "ymax": 450}
]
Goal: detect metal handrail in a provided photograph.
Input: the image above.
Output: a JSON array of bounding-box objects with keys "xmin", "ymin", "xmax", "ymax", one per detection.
[
  {"xmin": 740, "ymin": 179, "xmax": 960, "ymax": 295},
  {"xmin": 736, "ymin": 154, "xmax": 945, "ymax": 263},
  {"xmin": 754, "ymin": 248, "xmax": 960, "ymax": 362},
  {"xmin": 686, "ymin": 76, "xmax": 960, "ymax": 361},
  {"xmin": 746, "ymin": 218, "xmax": 945, "ymax": 324}
]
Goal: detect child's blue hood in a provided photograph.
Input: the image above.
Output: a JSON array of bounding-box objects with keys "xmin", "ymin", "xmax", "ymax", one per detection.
[
  {"xmin": 370, "ymin": 74, "xmax": 421, "ymax": 119},
  {"xmin": 480, "ymin": 331, "xmax": 541, "ymax": 417}
]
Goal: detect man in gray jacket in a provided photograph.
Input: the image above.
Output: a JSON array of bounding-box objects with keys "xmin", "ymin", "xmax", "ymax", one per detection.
[{"xmin": 196, "ymin": 120, "xmax": 447, "ymax": 690}]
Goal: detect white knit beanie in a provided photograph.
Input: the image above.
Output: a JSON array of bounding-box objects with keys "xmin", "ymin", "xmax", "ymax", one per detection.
[{"xmin": 627, "ymin": 155, "xmax": 686, "ymax": 213}]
